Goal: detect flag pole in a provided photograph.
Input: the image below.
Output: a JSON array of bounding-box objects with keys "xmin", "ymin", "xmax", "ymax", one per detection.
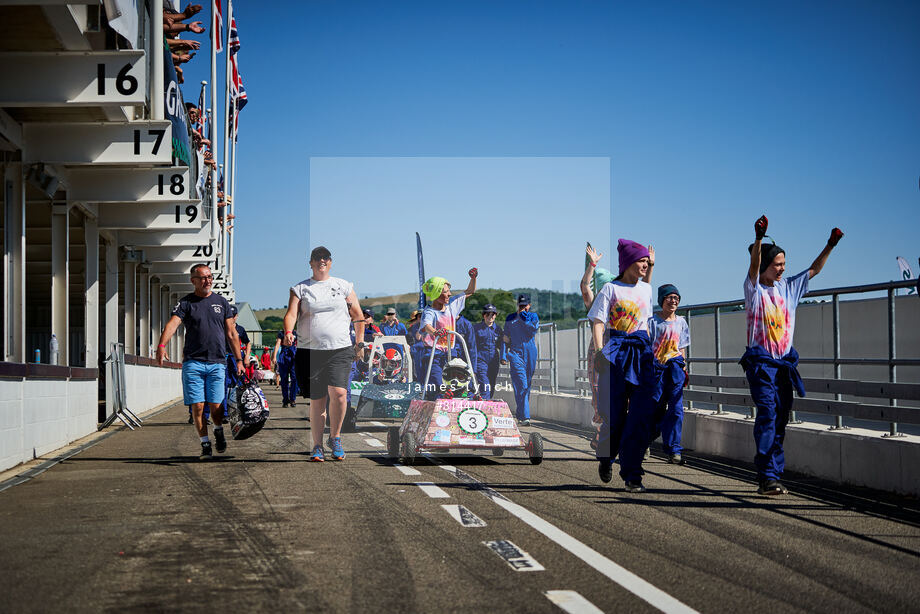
[
  {"xmin": 229, "ymin": 119, "xmax": 238, "ymax": 287},
  {"xmin": 220, "ymin": 0, "xmax": 233, "ymax": 274},
  {"xmin": 209, "ymin": 0, "xmax": 219, "ymax": 244},
  {"xmin": 151, "ymin": 0, "xmax": 164, "ymax": 120}
]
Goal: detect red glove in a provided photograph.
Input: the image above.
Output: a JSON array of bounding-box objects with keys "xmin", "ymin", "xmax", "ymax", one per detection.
[
  {"xmin": 828, "ymin": 227, "xmax": 844, "ymax": 247},
  {"xmin": 754, "ymin": 215, "xmax": 768, "ymax": 240}
]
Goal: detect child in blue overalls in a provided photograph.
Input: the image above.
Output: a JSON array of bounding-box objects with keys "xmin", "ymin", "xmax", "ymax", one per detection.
[
  {"xmin": 647, "ymin": 284, "xmax": 690, "ymax": 465},
  {"xmin": 588, "ymin": 239, "xmax": 656, "ymax": 493},
  {"xmin": 741, "ymin": 215, "xmax": 843, "ymax": 496},
  {"xmin": 472, "ymin": 304, "xmax": 503, "ymax": 399}
]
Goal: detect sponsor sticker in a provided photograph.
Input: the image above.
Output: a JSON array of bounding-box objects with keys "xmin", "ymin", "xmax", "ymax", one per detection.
[
  {"xmin": 491, "ymin": 416, "xmax": 516, "ymax": 429},
  {"xmin": 433, "ymin": 429, "xmax": 452, "ymax": 443},
  {"xmin": 458, "ymin": 437, "xmax": 484, "ymax": 446},
  {"xmin": 435, "ymin": 412, "xmax": 450, "ymax": 428},
  {"xmin": 492, "ymin": 436, "xmax": 520, "ymax": 446}
]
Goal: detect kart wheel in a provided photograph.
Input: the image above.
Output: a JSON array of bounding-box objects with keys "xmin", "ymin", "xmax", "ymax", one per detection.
[
  {"xmin": 491, "ymin": 448, "xmax": 504, "ymax": 457},
  {"xmin": 528, "ymin": 432, "xmax": 544, "ymax": 465},
  {"xmin": 401, "ymin": 432, "xmax": 417, "ymax": 465},
  {"xmin": 387, "ymin": 426, "xmax": 400, "ymax": 458}
]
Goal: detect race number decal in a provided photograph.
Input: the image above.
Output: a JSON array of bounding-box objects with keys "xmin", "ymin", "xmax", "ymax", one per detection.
[{"xmin": 457, "ymin": 407, "xmax": 488, "ymax": 436}]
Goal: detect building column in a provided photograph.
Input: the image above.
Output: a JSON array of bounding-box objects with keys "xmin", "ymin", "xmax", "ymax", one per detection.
[
  {"xmin": 105, "ymin": 240, "xmax": 119, "ymax": 413},
  {"xmin": 150, "ymin": 278, "xmax": 161, "ymax": 352},
  {"xmin": 138, "ymin": 265, "xmax": 149, "ymax": 358},
  {"xmin": 3, "ymin": 163, "xmax": 25, "ymax": 363},
  {"xmin": 123, "ymin": 250, "xmax": 138, "ymax": 356},
  {"xmin": 84, "ymin": 217, "xmax": 99, "ymax": 370},
  {"xmin": 51, "ymin": 203, "xmax": 69, "ymax": 365}
]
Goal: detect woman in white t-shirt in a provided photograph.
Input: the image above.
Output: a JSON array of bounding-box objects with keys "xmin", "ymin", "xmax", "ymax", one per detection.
[
  {"xmin": 282, "ymin": 246, "xmax": 366, "ymax": 462},
  {"xmin": 587, "ymin": 239, "xmax": 656, "ymax": 493},
  {"xmin": 742, "ymin": 216, "xmax": 843, "ymax": 496}
]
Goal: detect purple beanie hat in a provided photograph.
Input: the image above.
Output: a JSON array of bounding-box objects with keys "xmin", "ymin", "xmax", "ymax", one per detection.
[{"xmin": 617, "ymin": 239, "xmax": 649, "ymax": 275}]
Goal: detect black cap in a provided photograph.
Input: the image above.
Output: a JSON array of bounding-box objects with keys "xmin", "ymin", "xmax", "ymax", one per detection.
[
  {"xmin": 482, "ymin": 303, "xmax": 497, "ymax": 313},
  {"xmin": 517, "ymin": 293, "xmax": 531, "ymax": 306},
  {"xmin": 362, "ymin": 308, "xmax": 373, "ymax": 318},
  {"xmin": 310, "ymin": 246, "xmax": 331, "ymax": 262},
  {"xmin": 228, "ymin": 304, "xmax": 239, "ymax": 317}
]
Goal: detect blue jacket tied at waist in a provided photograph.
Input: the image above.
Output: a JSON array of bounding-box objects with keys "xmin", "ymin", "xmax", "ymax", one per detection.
[
  {"xmin": 601, "ymin": 329, "xmax": 651, "ymax": 386},
  {"xmin": 739, "ymin": 345, "xmax": 805, "ymax": 398}
]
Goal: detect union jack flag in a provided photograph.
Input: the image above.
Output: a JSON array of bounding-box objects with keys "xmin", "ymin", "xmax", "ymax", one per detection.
[
  {"xmin": 229, "ymin": 17, "xmax": 240, "ymax": 55},
  {"xmin": 214, "ymin": 0, "xmax": 223, "ymax": 53}
]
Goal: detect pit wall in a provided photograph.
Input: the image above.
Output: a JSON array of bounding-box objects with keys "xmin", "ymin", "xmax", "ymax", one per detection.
[
  {"xmin": 0, "ymin": 360, "xmax": 182, "ymax": 474},
  {"xmin": 492, "ymin": 389, "xmax": 920, "ymax": 496},
  {"xmin": 123, "ymin": 356, "xmax": 183, "ymax": 413}
]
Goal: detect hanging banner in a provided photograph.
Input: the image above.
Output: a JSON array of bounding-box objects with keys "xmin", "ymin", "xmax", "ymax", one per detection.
[
  {"xmin": 897, "ymin": 256, "xmax": 916, "ymax": 294},
  {"xmin": 163, "ymin": 42, "xmax": 192, "ymax": 167},
  {"xmin": 416, "ymin": 232, "xmax": 426, "ymax": 311}
]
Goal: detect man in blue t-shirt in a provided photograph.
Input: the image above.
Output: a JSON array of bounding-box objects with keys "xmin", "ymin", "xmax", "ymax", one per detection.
[{"xmin": 157, "ymin": 263, "xmax": 245, "ymax": 459}]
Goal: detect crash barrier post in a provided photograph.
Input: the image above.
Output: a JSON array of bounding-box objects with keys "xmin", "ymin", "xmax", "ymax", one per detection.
[
  {"xmin": 675, "ymin": 278, "xmax": 918, "ymax": 435},
  {"xmin": 99, "ymin": 342, "xmax": 143, "ymax": 430}
]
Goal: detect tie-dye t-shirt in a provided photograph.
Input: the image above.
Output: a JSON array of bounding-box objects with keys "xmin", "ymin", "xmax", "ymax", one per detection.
[
  {"xmin": 648, "ymin": 315, "xmax": 690, "ymax": 364},
  {"xmin": 587, "ymin": 280, "xmax": 653, "ymax": 334},
  {"xmin": 743, "ymin": 270, "xmax": 809, "ymax": 359},
  {"xmin": 420, "ymin": 294, "xmax": 467, "ymax": 352}
]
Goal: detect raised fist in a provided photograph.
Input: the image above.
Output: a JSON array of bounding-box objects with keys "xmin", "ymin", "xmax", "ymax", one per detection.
[
  {"xmin": 828, "ymin": 227, "xmax": 844, "ymax": 247},
  {"xmin": 754, "ymin": 215, "xmax": 768, "ymax": 240}
]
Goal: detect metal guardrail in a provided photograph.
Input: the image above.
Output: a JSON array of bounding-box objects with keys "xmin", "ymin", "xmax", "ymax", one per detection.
[
  {"xmin": 99, "ymin": 342, "xmax": 142, "ymax": 431},
  {"xmin": 574, "ymin": 279, "xmax": 919, "ymax": 436},
  {"xmin": 495, "ymin": 322, "xmax": 558, "ymax": 395}
]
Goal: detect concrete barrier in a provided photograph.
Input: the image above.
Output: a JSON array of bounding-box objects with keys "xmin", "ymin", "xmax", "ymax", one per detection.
[{"xmin": 494, "ymin": 388, "xmax": 920, "ymax": 496}]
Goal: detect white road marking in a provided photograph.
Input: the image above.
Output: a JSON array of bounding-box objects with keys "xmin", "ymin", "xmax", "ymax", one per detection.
[
  {"xmin": 483, "ymin": 539, "xmax": 545, "ymax": 571},
  {"xmin": 438, "ymin": 465, "xmax": 699, "ymax": 614},
  {"xmin": 370, "ymin": 421, "xmax": 386, "ymax": 427},
  {"xmin": 364, "ymin": 438, "xmax": 384, "ymax": 448},
  {"xmin": 545, "ymin": 590, "xmax": 605, "ymax": 614},
  {"xmin": 441, "ymin": 504, "xmax": 487, "ymax": 527},
  {"xmin": 415, "ymin": 482, "xmax": 450, "ymax": 499},
  {"xmin": 394, "ymin": 464, "xmax": 421, "ymax": 476}
]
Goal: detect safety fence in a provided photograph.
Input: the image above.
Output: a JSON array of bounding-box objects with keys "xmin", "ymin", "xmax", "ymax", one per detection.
[
  {"xmin": 573, "ymin": 279, "xmax": 920, "ymax": 435},
  {"xmin": 495, "ymin": 322, "xmax": 558, "ymax": 395},
  {"xmin": 100, "ymin": 342, "xmax": 142, "ymax": 430}
]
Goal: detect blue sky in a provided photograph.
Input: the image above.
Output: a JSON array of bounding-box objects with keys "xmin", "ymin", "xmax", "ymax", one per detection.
[{"xmin": 181, "ymin": 0, "xmax": 920, "ymax": 309}]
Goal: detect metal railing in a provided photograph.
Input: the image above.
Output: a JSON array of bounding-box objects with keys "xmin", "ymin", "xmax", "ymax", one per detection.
[
  {"xmin": 99, "ymin": 342, "xmax": 142, "ymax": 431},
  {"xmin": 570, "ymin": 279, "xmax": 920, "ymax": 435},
  {"xmin": 495, "ymin": 322, "xmax": 559, "ymax": 395}
]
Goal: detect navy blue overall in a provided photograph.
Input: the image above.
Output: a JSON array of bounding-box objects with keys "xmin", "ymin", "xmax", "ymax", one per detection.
[
  {"xmin": 740, "ymin": 346, "xmax": 805, "ymax": 482},
  {"xmin": 595, "ymin": 330, "xmax": 654, "ymax": 474},
  {"xmin": 651, "ymin": 355, "xmax": 687, "ymax": 455},
  {"xmin": 504, "ymin": 311, "xmax": 539, "ymax": 420},
  {"xmin": 277, "ymin": 340, "xmax": 298, "ymax": 403},
  {"xmin": 453, "ymin": 316, "xmax": 478, "ymax": 367},
  {"xmin": 472, "ymin": 321, "xmax": 503, "ymax": 399}
]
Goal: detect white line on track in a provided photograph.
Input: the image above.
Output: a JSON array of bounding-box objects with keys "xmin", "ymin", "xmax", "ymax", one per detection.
[
  {"xmin": 369, "ymin": 421, "xmax": 387, "ymax": 427},
  {"xmin": 364, "ymin": 438, "xmax": 384, "ymax": 448},
  {"xmin": 545, "ymin": 591, "xmax": 604, "ymax": 614},
  {"xmin": 415, "ymin": 482, "xmax": 450, "ymax": 499},
  {"xmin": 394, "ymin": 464, "xmax": 421, "ymax": 476},
  {"xmin": 438, "ymin": 465, "xmax": 699, "ymax": 614}
]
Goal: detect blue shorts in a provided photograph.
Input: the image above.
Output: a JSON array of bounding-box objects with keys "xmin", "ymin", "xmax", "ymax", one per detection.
[{"xmin": 182, "ymin": 360, "xmax": 227, "ymax": 405}]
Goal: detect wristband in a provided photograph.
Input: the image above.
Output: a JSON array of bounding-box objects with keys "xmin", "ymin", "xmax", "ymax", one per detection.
[
  {"xmin": 285, "ymin": 330, "xmax": 292, "ymax": 334},
  {"xmin": 158, "ymin": 344, "xmax": 166, "ymax": 348},
  {"xmin": 589, "ymin": 262, "xmax": 597, "ymax": 268}
]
